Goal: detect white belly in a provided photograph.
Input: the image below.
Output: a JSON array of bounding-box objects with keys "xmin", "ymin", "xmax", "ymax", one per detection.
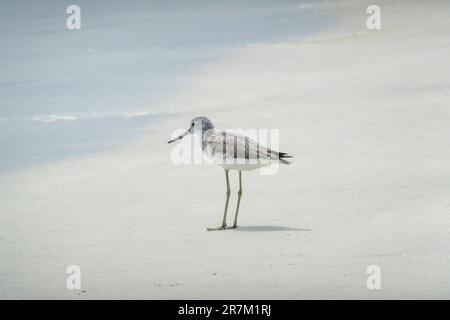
[
  {"xmin": 219, "ymin": 162, "xmax": 270, "ymax": 171},
  {"xmin": 207, "ymin": 151, "xmax": 272, "ymax": 171}
]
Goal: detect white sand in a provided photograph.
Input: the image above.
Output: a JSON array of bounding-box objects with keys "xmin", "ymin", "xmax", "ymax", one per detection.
[{"xmin": 1, "ymin": 0, "xmax": 450, "ymax": 299}]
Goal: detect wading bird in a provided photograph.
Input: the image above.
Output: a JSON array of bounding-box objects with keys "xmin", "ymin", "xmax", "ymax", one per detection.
[{"xmin": 168, "ymin": 116, "xmax": 292, "ymax": 231}]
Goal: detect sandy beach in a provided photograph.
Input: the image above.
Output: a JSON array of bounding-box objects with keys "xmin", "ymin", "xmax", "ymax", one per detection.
[{"xmin": 1, "ymin": 0, "xmax": 450, "ymax": 299}]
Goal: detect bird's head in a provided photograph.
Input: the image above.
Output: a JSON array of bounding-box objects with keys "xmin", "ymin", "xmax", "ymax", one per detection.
[{"xmin": 168, "ymin": 116, "xmax": 214, "ymax": 144}]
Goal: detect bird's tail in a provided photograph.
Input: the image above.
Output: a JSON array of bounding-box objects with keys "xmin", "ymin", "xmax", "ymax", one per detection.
[{"xmin": 278, "ymin": 152, "xmax": 293, "ymax": 165}]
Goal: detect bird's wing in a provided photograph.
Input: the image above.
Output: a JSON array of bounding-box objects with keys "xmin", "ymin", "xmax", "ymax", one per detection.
[{"xmin": 206, "ymin": 131, "xmax": 280, "ymax": 161}]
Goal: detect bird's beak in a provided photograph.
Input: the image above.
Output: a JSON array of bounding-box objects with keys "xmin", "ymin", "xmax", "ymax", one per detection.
[{"xmin": 168, "ymin": 129, "xmax": 190, "ymax": 144}]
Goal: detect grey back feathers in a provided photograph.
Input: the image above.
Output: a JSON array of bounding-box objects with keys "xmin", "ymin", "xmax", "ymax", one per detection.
[
  {"xmin": 206, "ymin": 130, "xmax": 292, "ymax": 165},
  {"xmin": 189, "ymin": 116, "xmax": 292, "ymax": 165}
]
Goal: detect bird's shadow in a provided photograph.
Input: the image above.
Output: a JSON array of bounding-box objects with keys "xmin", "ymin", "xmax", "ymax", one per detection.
[{"xmin": 232, "ymin": 225, "xmax": 311, "ymax": 232}]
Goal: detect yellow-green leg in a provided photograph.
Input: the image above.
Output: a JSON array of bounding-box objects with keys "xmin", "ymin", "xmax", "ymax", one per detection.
[
  {"xmin": 207, "ymin": 169, "xmax": 231, "ymax": 231},
  {"xmin": 232, "ymin": 170, "xmax": 242, "ymax": 228}
]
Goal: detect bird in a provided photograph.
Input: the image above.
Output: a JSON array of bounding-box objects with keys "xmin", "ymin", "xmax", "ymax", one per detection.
[{"xmin": 168, "ymin": 116, "xmax": 292, "ymax": 231}]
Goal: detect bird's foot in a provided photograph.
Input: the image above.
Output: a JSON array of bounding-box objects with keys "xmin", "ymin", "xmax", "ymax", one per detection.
[{"xmin": 206, "ymin": 225, "xmax": 229, "ymax": 231}]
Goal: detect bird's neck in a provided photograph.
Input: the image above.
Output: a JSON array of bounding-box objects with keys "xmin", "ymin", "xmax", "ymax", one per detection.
[
  {"xmin": 200, "ymin": 124, "xmax": 216, "ymax": 140},
  {"xmin": 200, "ymin": 127, "xmax": 217, "ymax": 151}
]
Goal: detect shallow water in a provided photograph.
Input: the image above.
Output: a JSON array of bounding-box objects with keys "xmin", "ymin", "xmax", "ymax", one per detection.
[{"xmin": 0, "ymin": 0, "xmax": 326, "ymax": 170}]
